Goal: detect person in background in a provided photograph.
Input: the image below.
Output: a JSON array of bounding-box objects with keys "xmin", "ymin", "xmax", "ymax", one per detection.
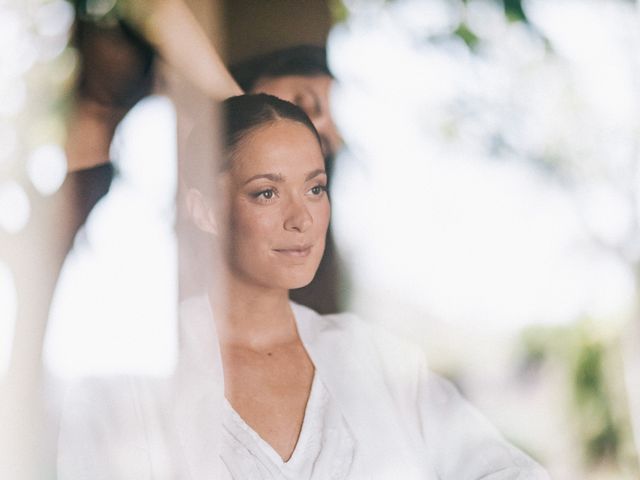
[{"xmin": 231, "ymin": 46, "xmax": 342, "ymax": 164}]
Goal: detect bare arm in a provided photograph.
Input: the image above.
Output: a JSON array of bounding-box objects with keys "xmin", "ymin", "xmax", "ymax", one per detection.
[{"xmin": 121, "ymin": 0, "xmax": 242, "ymax": 100}]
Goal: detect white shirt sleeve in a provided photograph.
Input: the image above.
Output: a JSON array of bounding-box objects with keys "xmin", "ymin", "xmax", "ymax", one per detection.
[{"xmin": 417, "ymin": 366, "xmax": 551, "ymax": 480}]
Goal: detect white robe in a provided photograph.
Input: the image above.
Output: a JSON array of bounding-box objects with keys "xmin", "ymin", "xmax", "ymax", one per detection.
[{"xmin": 57, "ymin": 297, "xmax": 550, "ymax": 479}]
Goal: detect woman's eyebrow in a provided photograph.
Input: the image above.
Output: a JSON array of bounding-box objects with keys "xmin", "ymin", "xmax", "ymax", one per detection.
[
  {"xmin": 243, "ymin": 170, "xmax": 325, "ymax": 185},
  {"xmin": 243, "ymin": 173, "xmax": 284, "ymax": 185},
  {"xmin": 306, "ymin": 169, "xmax": 326, "ymax": 181}
]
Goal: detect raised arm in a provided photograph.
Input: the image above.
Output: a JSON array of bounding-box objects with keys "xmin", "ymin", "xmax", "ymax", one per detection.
[{"xmin": 121, "ymin": 0, "xmax": 242, "ymax": 100}]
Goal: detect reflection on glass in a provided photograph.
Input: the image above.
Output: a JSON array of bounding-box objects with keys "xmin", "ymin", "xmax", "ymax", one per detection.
[
  {"xmin": 27, "ymin": 144, "xmax": 67, "ymax": 196},
  {"xmin": 0, "ymin": 181, "xmax": 30, "ymax": 233},
  {"xmin": 45, "ymin": 96, "xmax": 178, "ymax": 379},
  {"xmin": 0, "ymin": 261, "xmax": 16, "ymax": 376}
]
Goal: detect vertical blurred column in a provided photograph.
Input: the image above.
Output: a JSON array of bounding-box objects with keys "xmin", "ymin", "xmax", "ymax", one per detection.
[
  {"xmin": 167, "ymin": 5, "xmax": 228, "ymax": 475},
  {"xmin": 0, "ymin": 215, "xmax": 59, "ymax": 480},
  {"xmin": 624, "ymin": 266, "xmax": 640, "ymax": 465},
  {"xmin": 0, "ymin": 1, "xmax": 73, "ymax": 476},
  {"xmin": 167, "ymin": 0, "xmax": 225, "ymax": 338}
]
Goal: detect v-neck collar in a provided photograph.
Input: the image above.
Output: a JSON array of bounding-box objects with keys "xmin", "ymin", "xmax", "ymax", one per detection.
[
  {"xmin": 222, "ymin": 371, "xmax": 323, "ymax": 467},
  {"xmin": 173, "ymin": 296, "xmax": 430, "ymax": 480}
]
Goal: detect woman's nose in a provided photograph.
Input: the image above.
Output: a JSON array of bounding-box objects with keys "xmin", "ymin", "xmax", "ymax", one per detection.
[{"xmin": 284, "ymin": 198, "xmax": 312, "ymax": 232}]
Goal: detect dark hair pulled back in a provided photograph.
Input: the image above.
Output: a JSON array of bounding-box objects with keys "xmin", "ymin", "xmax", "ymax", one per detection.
[{"xmin": 221, "ymin": 93, "xmax": 322, "ymax": 171}]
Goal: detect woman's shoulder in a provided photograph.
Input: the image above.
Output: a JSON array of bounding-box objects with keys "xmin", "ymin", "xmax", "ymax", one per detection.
[
  {"xmin": 291, "ymin": 301, "xmax": 427, "ymax": 384},
  {"xmin": 291, "ymin": 305, "xmax": 550, "ymax": 478},
  {"xmin": 293, "ymin": 301, "xmax": 422, "ymax": 347}
]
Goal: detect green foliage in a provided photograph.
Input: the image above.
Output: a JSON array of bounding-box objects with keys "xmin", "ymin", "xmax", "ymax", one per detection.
[
  {"xmin": 574, "ymin": 342, "xmax": 603, "ymax": 403},
  {"xmin": 572, "ymin": 341, "xmax": 620, "ymax": 463},
  {"xmin": 520, "ymin": 321, "xmax": 631, "ymax": 468},
  {"xmin": 74, "ymin": 0, "xmax": 119, "ymax": 24},
  {"xmin": 503, "ymin": 0, "xmax": 528, "ymax": 23},
  {"xmin": 453, "ymin": 22, "xmax": 480, "ymax": 50},
  {"xmin": 328, "ymin": 0, "xmax": 349, "ymax": 24},
  {"xmin": 332, "ymin": 0, "xmax": 535, "ymax": 53}
]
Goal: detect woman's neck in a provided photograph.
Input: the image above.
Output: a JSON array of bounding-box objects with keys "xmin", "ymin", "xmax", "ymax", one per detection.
[{"xmin": 208, "ymin": 278, "xmax": 298, "ymax": 352}]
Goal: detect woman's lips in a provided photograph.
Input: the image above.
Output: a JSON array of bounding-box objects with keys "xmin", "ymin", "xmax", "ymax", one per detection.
[{"xmin": 274, "ymin": 245, "xmax": 313, "ymax": 257}]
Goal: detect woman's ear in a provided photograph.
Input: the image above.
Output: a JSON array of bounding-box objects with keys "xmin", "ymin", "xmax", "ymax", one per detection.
[{"xmin": 186, "ymin": 188, "xmax": 218, "ymax": 235}]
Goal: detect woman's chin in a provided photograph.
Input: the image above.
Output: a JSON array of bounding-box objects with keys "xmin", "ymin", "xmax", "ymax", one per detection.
[
  {"xmin": 287, "ymin": 268, "xmax": 323, "ymax": 291},
  {"xmin": 288, "ymin": 278, "xmax": 314, "ymax": 291},
  {"xmin": 278, "ymin": 269, "xmax": 315, "ymax": 291},
  {"xmin": 272, "ymin": 259, "xmax": 322, "ymax": 291}
]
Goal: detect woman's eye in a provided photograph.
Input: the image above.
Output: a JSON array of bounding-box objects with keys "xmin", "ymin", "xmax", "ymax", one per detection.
[
  {"xmin": 309, "ymin": 185, "xmax": 327, "ymax": 196},
  {"xmin": 252, "ymin": 188, "xmax": 277, "ymax": 201}
]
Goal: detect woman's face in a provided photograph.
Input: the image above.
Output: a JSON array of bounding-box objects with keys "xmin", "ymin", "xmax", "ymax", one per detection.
[{"xmin": 220, "ymin": 119, "xmax": 330, "ymax": 292}]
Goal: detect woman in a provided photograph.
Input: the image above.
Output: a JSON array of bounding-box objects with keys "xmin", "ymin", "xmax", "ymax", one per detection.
[
  {"xmin": 58, "ymin": 94, "xmax": 548, "ymax": 479},
  {"xmin": 184, "ymin": 93, "xmax": 334, "ymax": 476},
  {"xmin": 230, "ymin": 45, "xmax": 344, "ymax": 314},
  {"xmin": 181, "ymin": 94, "xmax": 549, "ymax": 479}
]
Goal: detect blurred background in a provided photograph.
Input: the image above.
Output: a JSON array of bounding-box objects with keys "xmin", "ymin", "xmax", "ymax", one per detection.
[{"xmin": 1, "ymin": 0, "xmax": 639, "ymax": 478}]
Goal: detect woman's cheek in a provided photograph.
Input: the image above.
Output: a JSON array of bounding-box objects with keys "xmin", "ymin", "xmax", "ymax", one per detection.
[
  {"xmin": 313, "ymin": 200, "xmax": 331, "ymax": 232},
  {"xmin": 235, "ymin": 204, "xmax": 280, "ymax": 241}
]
